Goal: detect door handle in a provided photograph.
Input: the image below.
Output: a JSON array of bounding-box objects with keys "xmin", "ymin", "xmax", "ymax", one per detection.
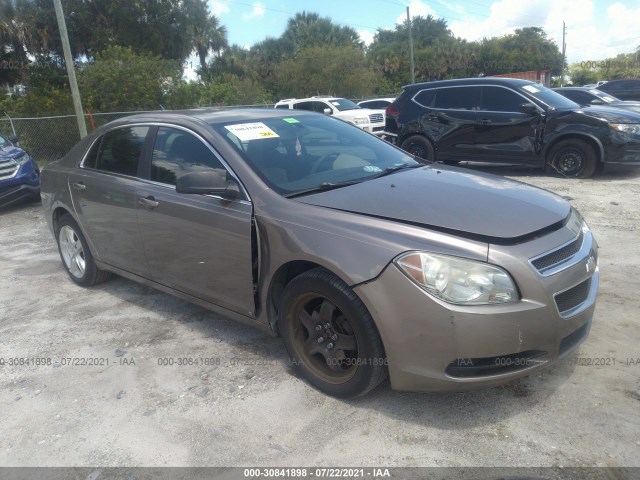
[
  {"xmin": 479, "ymin": 119, "xmax": 492, "ymax": 125},
  {"xmin": 72, "ymin": 182, "xmax": 86, "ymax": 190},
  {"xmin": 138, "ymin": 196, "xmax": 159, "ymax": 208}
]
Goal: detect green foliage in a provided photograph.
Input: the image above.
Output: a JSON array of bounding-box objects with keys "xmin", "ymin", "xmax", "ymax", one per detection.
[
  {"xmin": 568, "ymin": 50, "xmax": 640, "ymax": 86},
  {"xmin": 270, "ymin": 46, "xmax": 375, "ymax": 99},
  {"xmin": 79, "ymin": 46, "xmax": 182, "ymax": 112}
]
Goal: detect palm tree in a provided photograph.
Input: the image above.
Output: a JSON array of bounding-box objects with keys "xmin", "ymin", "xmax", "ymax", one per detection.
[{"xmin": 193, "ymin": 13, "xmax": 228, "ymax": 75}]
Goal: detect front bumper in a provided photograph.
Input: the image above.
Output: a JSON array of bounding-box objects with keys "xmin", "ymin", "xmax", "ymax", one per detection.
[
  {"xmin": 354, "ymin": 220, "xmax": 599, "ymax": 392},
  {"xmin": 0, "ymin": 161, "xmax": 41, "ymax": 209}
]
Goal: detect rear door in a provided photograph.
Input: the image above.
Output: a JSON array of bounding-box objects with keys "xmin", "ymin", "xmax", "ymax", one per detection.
[
  {"xmin": 135, "ymin": 126, "xmax": 255, "ymax": 317},
  {"xmin": 473, "ymin": 85, "xmax": 542, "ymax": 165},
  {"xmin": 68, "ymin": 126, "xmax": 151, "ymax": 274},
  {"xmin": 415, "ymin": 86, "xmax": 479, "ymax": 161}
]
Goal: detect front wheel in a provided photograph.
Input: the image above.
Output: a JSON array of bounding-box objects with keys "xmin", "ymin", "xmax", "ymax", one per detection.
[
  {"xmin": 547, "ymin": 139, "xmax": 598, "ymax": 178},
  {"xmin": 400, "ymin": 135, "xmax": 435, "ymax": 163},
  {"xmin": 55, "ymin": 214, "xmax": 111, "ymax": 286},
  {"xmin": 279, "ymin": 269, "xmax": 387, "ymax": 398}
]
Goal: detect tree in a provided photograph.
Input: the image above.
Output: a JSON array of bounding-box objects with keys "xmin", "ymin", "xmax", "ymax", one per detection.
[
  {"xmin": 184, "ymin": 0, "xmax": 228, "ymax": 75},
  {"xmin": 0, "ymin": 0, "xmax": 31, "ymax": 85},
  {"xmin": 270, "ymin": 45, "xmax": 375, "ymax": 99},
  {"xmin": 79, "ymin": 46, "xmax": 181, "ymax": 112}
]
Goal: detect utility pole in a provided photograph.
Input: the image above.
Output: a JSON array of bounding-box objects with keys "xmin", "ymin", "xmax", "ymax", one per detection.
[
  {"xmin": 560, "ymin": 21, "xmax": 566, "ymax": 87},
  {"xmin": 53, "ymin": 0, "xmax": 87, "ymax": 138},
  {"xmin": 407, "ymin": 7, "xmax": 415, "ymax": 84}
]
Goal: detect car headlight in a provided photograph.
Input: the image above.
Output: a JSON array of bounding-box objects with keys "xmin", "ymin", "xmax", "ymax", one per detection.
[
  {"xmin": 15, "ymin": 151, "xmax": 31, "ymax": 165},
  {"xmin": 611, "ymin": 123, "xmax": 640, "ymax": 135},
  {"xmin": 395, "ymin": 252, "xmax": 519, "ymax": 305},
  {"xmin": 353, "ymin": 117, "xmax": 368, "ymax": 125}
]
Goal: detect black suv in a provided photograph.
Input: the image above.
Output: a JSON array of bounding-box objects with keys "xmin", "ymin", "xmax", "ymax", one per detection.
[
  {"xmin": 385, "ymin": 78, "xmax": 640, "ymax": 178},
  {"xmin": 598, "ymin": 79, "xmax": 640, "ymax": 101}
]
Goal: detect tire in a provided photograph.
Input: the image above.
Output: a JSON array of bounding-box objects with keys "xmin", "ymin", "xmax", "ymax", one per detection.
[
  {"xmin": 279, "ymin": 268, "xmax": 387, "ymax": 398},
  {"xmin": 400, "ymin": 135, "xmax": 435, "ymax": 163},
  {"xmin": 547, "ymin": 139, "xmax": 598, "ymax": 178},
  {"xmin": 55, "ymin": 214, "xmax": 111, "ymax": 287}
]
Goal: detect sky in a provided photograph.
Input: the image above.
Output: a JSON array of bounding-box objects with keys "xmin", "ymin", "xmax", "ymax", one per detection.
[{"xmin": 202, "ymin": 0, "xmax": 639, "ymax": 59}]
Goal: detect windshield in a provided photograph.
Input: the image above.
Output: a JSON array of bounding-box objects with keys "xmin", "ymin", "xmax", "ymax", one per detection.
[
  {"xmin": 518, "ymin": 83, "xmax": 580, "ymax": 109},
  {"xmin": 329, "ymin": 98, "xmax": 361, "ymax": 111},
  {"xmin": 591, "ymin": 89, "xmax": 620, "ymax": 102},
  {"xmin": 214, "ymin": 114, "xmax": 418, "ymax": 197}
]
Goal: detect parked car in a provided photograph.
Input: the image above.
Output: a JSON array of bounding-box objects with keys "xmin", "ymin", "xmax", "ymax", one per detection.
[
  {"xmin": 553, "ymin": 87, "xmax": 640, "ymax": 114},
  {"xmin": 385, "ymin": 77, "xmax": 640, "ymax": 178},
  {"xmin": 597, "ymin": 79, "xmax": 640, "ymax": 101},
  {"xmin": 41, "ymin": 109, "xmax": 599, "ymax": 397},
  {"xmin": 357, "ymin": 97, "xmax": 396, "ymax": 110},
  {"xmin": 0, "ymin": 134, "xmax": 40, "ymax": 208},
  {"xmin": 275, "ymin": 96, "xmax": 385, "ymax": 136}
]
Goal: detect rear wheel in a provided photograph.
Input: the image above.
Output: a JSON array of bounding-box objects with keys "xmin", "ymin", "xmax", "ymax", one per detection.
[
  {"xmin": 279, "ymin": 269, "xmax": 387, "ymax": 398},
  {"xmin": 400, "ymin": 135, "xmax": 435, "ymax": 163},
  {"xmin": 55, "ymin": 214, "xmax": 111, "ymax": 286},
  {"xmin": 547, "ymin": 139, "xmax": 597, "ymax": 178}
]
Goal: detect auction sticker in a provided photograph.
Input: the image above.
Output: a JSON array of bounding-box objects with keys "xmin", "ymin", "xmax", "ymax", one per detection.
[
  {"xmin": 225, "ymin": 122, "xmax": 279, "ymax": 141},
  {"xmin": 522, "ymin": 85, "xmax": 540, "ymax": 93}
]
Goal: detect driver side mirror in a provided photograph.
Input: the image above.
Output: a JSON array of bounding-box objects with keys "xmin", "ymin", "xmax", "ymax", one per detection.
[
  {"xmin": 176, "ymin": 170, "xmax": 240, "ymax": 199},
  {"xmin": 590, "ymin": 99, "xmax": 604, "ymax": 105},
  {"xmin": 323, "ymin": 108, "xmax": 332, "ymax": 115},
  {"xmin": 519, "ymin": 103, "xmax": 538, "ymax": 115}
]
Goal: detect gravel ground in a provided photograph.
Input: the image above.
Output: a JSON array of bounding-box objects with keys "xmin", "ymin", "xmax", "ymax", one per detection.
[{"xmin": 1, "ymin": 165, "xmax": 639, "ymax": 469}]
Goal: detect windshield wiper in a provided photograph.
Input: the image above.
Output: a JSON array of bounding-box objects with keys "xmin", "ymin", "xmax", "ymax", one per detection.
[
  {"xmin": 368, "ymin": 163, "xmax": 422, "ymax": 180},
  {"xmin": 284, "ymin": 180, "xmax": 362, "ymax": 198}
]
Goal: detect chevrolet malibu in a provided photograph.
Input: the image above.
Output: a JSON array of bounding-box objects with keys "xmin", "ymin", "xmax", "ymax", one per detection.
[{"xmin": 41, "ymin": 109, "xmax": 599, "ymax": 397}]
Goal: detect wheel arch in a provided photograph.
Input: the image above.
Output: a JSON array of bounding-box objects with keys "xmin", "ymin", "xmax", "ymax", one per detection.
[{"xmin": 543, "ymin": 133, "xmax": 605, "ymax": 164}]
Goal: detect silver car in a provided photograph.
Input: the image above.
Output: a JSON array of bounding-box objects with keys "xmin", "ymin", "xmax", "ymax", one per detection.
[{"xmin": 41, "ymin": 109, "xmax": 599, "ymax": 397}]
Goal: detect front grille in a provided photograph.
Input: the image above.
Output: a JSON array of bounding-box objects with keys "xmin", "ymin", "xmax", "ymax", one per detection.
[
  {"xmin": 555, "ymin": 278, "xmax": 592, "ymax": 315},
  {"xmin": 559, "ymin": 322, "xmax": 590, "ymax": 356},
  {"xmin": 531, "ymin": 230, "xmax": 583, "ymax": 272},
  {"xmin": 368, "ymin": 113, "xmax": 384, "ymax": 124},
  {"xmin": 0, "ymin": 158, "xmax": 19, "ymax": 180},
  {"xmin": 445, "ymin": 350, "xmax": 547, "ymax": 378}
]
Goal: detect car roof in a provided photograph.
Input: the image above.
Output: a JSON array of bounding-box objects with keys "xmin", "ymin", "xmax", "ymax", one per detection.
[
  {"xmin": 102, "ymin": 108, "xmax": 316, "ymax": 129},
  {"xmin": 403, "ymin": 77, "xmax": 539, "ymax": 90}
]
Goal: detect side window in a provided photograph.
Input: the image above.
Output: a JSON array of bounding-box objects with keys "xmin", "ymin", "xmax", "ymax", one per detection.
[
  {"xmin": 151, "ymin": 127, "xmax": 227, "ymax": 186},
  {"xmin": 293, "ymin": 101, "xmax": 314, "ymax": 111},
  {"xmin": 414, "ymin": 89, "xmax": 435, "ymax": 107},
  {"xmin": 82, "ymin": 137, "xmax": 102, "ymax": 169},
  {"xmin": 480, "ymin": 86, "xmax": 526, "ymax": 112},
  {"xmin": 275, "ymin": 104, "xmax": 290, "ymax": 109},
  {"xmin": 434, "ymin": 87, "xmax": 480, "ymax": 110},
  {"xmin": 95, "ymin": 126, "xmax": 149, "ymax": 176},
  {"xmin": 315, "ymin": 101, "xmax": 330, "ymax": 113}
]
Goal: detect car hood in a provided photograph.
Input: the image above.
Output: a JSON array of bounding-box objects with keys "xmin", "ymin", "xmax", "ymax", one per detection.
[
  {"xmin": 0, "ymin": 144, "xmax": 24, "ymax": 160},
  {"xmin": 575, "ymin": 105, "xmax": 640, "ymax": 123},
  {"xmin": 296, "ymin": 166, "xmax": 570, "ymax": 242}
]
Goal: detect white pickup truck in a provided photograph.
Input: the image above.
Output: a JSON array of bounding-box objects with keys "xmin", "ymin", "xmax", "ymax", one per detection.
[{"xmin": 275, "ymin": 96, "xmax": 385, "ymax": 135}]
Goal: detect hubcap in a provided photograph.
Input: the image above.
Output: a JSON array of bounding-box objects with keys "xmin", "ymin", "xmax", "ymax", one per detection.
[
  {"xmin": 59, "ymin": 225, "xmax": 86, "ymax": 279},
  {"xmin": 408, "ymin": 143, "xmax": 427, "ymax": 159},
  {"xmin": 289, "ymin": 294, "xmax": 359, "ymax": 384},
  {"xmin": 556, "ymin": 148, "xmax": 584, "ymax": 176}
]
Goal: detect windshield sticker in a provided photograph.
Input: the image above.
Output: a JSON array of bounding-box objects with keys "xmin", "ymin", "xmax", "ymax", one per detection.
[
  {"xmin": 363, "ymin": 165, "xmax": 383, "ymax": 172},
  {"xmin": 330, "ymin": 101, "xmax": 341, "ymax": 106},
  {"xmin": 283, "ymin": 118, "xmax": 299, "ymax": 124},
  {"xmin": 522, "ymin": 85, "xmax": 541, "ymax": 93},
  {"xmin": 225, "ymin": 122, "xmax": 279, "ymax": 141}
]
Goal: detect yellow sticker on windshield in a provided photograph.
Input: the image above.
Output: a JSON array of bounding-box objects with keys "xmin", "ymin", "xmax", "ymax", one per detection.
[{"xmin": 225, "ymin": 122, "xmax": 280, "ymax": 141}]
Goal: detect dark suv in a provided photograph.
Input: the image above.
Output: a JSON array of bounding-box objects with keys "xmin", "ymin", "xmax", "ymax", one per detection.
[
  {"xmin": 598, "ymin": 79, "xmax": 640, "ymax": 101},
  {"xmin": 385, "ymin": 78, "xmax": 640, "ymax": 178}
]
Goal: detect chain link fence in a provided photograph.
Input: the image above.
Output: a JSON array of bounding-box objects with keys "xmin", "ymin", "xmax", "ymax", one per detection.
[{"xmin": 0, "ymin": 104, "xmax": 276, "ymax": 166}]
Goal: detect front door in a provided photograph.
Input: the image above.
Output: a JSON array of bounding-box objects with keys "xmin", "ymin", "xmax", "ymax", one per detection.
[
  {"xmin": 473, "ymin": 86, "xmax": 542, "ymax": 165},
  {"xmin": 135, "ymin": 126, "xmax": 255, "ymax": 317}
]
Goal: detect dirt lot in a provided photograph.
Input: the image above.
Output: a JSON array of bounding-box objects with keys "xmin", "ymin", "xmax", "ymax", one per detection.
[{"xmin": 1, "ymin": 165, "xmax": 639, "ymax": 469}]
